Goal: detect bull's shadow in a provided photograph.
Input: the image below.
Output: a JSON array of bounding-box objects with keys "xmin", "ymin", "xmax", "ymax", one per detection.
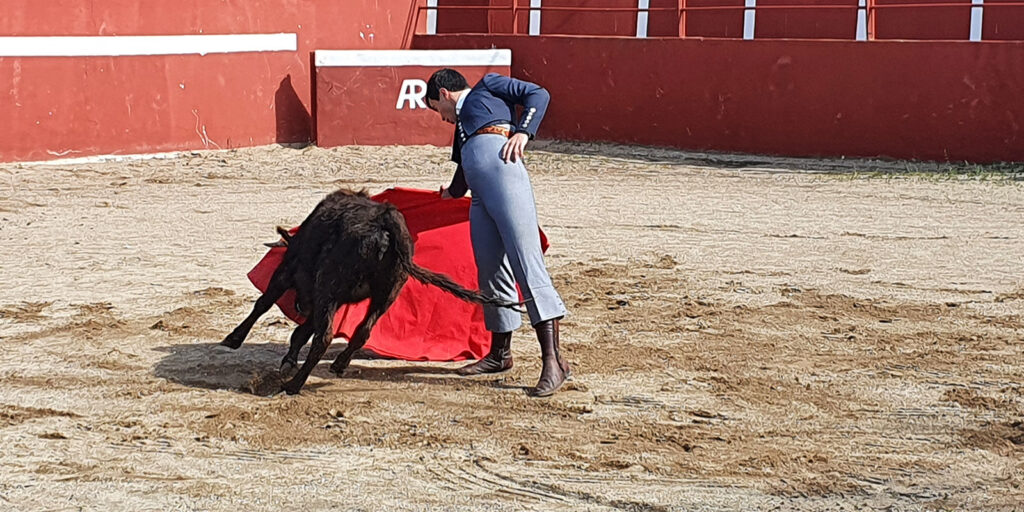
[{"xmin": 152, "ymin": 342, "xmax": 484, "ymax": 396}]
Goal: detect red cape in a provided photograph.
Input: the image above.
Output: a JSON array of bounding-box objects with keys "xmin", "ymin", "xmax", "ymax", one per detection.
[{"xmin": 247, "ymin": 188, "xmax": 548, "ymax": 361}]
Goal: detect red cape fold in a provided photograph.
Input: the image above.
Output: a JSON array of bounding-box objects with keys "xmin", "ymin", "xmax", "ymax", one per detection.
[{"xmin": 247, "ymin": 188, "xmax": 549, "ymax": 361}]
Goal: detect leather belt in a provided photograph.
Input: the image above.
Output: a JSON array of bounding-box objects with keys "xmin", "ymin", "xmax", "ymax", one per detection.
[{"xmin": 475, "ymin": 125, "xmax": 512, "ymax": 138}]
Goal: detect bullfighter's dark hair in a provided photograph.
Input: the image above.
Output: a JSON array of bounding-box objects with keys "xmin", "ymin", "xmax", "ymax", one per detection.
[{"xmin": 425, "ymin": 68, "xmax": 469, "ymax": 105}]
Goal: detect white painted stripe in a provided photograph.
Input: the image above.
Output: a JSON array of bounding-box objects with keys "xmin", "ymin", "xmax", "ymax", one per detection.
[
  {"xmin": 529, "ymin": 0, "xmax": 543, "ymax": 36},
  {"xmin": 426, "ymin": 0, "xmax": 438, "ymax": 35},
  {"xmin": 856, "ymin": 0, "xmax": 867, "ymax": 41},
  {"xmin": 637, "ymin": 0, "xmax": 650, "ymax": 38},
  {"xmin": 17, "ymin": 150, "xmax": 190, "ymax": 167},
  {"xmin": 315, "ymin": 49, "xmax": 512, "ymax": 67},
  {"xmin": 0, "ymin": 33, "xmax": 296, "ymax": 57},
  {"xmin": 970, "ymin": 0, "xmax": 984, "ymax": 41},
  {"xmin": 743, "ymin": 0, "xmax": 757, "ymax": 40}
]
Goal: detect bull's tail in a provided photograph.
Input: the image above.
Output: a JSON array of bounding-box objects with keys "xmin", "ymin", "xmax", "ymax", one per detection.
[
  {"xmin": 406, "ymin": 263, "xmax": 528, "ymax": 310},
  {"xmin": 382, "ymin": 204, "xmax": 526, "ymax": 310}
]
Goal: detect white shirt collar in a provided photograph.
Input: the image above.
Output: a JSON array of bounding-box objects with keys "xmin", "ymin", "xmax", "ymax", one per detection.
[{"xmin": 455, "ymin": 90, "xmax": 468, "ymax": 115}]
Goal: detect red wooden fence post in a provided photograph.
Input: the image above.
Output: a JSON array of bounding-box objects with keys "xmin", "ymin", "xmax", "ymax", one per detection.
[
  {"xmin": 867, "ymin": 0, "xmax": 876, "ymax": 40},
  {"xmin": 679, "ymin": 0, "xmax": 688, "ymax": 38},
  {"xmin": 512, "ymin": 0, "xmax": 520, "ymax": 34}
]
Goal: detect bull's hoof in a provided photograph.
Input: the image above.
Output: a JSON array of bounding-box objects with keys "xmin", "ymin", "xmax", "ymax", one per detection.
[
  {"xmin": 329, "ymin": 361, "xmax": 349, "ymax": 376},
  {"xmin": 280, "ymin": 380, "xmax": 303, "ymax": 395},
  {"xmin": 280, "ymin": 359, "xmax": 299, "ymax": 380},
  {"xmin": 220, "ymin": 334, "xmax": 244, "ymax": 349}
]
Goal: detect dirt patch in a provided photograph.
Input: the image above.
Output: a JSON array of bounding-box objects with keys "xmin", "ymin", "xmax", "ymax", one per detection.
[
  {"xmin": 0, "ymin": 301, "xmax": 53, "ymax": 322},
  {"xmin": 0, "ymin": 404, "xmax": 79, "ymax": 427},
  {"xmin": 149, "ymin": 306, "xmax": 228, "ymax": 339},
  {"xmin": 994, "ymin": 289, "xmax": 1024, "ymax": 303},
  {"xmin": 962, "ymin": 421, "xmax": 1024, "ymax": 455},
  {"xmin": 943, "ymin": 388, "xmax": 1016, "ymax": 411}
]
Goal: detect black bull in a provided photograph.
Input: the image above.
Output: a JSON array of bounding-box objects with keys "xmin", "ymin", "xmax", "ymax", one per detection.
[{"xmin": 220, "ymin": 188, "xmax": 522, "ymax": 395}]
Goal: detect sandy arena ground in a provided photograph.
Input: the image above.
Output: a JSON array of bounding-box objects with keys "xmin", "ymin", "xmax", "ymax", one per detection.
[{"xmin": 0, "ymin": 142, "xmax": 1022, "ymax": 511}]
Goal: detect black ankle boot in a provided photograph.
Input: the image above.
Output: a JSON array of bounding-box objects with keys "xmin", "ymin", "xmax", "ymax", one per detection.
[
  {"xmin": 457, "ymin": 331, "xmax": 513, "ymax": 376},
  {"xmin": 531, "ymin": 319, "xmax": 570, "ymax": 397}
]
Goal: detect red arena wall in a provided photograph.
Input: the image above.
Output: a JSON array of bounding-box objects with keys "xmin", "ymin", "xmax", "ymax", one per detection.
[
  {"xmin": 414, "ymin": 35, "xmax": 1024, "ymax": 162},
  {"xmin": 4, "ymin": 1, "xmax": 1024, "ymax": 163},
  {"xmin": 0, "ymin": 0, "xmax": 424, "ymax": 163}
]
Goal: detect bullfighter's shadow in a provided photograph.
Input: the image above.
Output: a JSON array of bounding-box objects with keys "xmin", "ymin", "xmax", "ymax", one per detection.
[
  {"xmin": 338, "ymin": 361, "xmax": 532, "ymax": 395},
  {"xmin": 152, "ymin": 342, "xmax": 486, "ymax": 396}
]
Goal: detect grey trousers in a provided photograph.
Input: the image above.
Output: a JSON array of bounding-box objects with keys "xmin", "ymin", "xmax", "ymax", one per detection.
[{"xmin": 460, "ymin": 133, "xmax": 568, "ymax": 332}]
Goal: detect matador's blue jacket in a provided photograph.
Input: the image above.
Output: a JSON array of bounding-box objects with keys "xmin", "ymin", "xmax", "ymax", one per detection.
[{"xmin": 447, "ymin": 73, "xmax": 550, "ymax": 197}]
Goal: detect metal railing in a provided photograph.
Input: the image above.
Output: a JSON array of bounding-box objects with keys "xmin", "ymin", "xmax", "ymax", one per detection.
[{"xmin": 404, "ymin": 0, "xmax": 1024, "ymax": 44}]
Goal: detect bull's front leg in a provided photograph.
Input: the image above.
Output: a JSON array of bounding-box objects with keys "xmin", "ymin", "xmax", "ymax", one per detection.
[
  {"xmin": 280, "ymin": 321, "xmax": 314, "ymax": 380},
  {"xmin": 330, "ymin": 285, "xmax": 399, "ymax": 375},
  {"xmin": 329, "ymin": 318, "xmax": 376, "ymax": 376},
  {"xmin": 221, "ymin": 296, "xmax": 271, "ymax": 349},
  {"xmin": 222, "ymin": 267, "xmax": 292, "ymax": 349},
  {"xmin": 281, "ymin": 304, "xmax": 337, "ymax": 395}
]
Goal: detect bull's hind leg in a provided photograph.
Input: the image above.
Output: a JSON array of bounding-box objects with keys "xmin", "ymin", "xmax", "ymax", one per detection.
[
  {"xmin": 280, "ymin": 320, "xmax": 315, "ymax": 380},
  {"xmin": 330, "ymin": 281, "xmax": 403, "ymax": 375},
  {"xmin": 221, "ymin": 265, "xmax": 292, "ymax": 349},
  {"xmin": 281, "ymin": 302, "xmax": 339, "ymax": 395}
]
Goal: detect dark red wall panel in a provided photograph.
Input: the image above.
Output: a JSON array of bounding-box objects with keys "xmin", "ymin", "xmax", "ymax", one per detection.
[
  {"xmin": 645, "ymin": 0, "xmax": 748, "ymax": 39},
  {"xmin": 684, "ymin": 0, "xmax": 746, "ymax": 38},
  {"xmin": 541, "ymin": 0, "xmax": 639, "ymax": 36},
  {"xmin": 415, "ymin": 35, "xmax": 1024, "ymax": 162},
  {"xmin": 983, "ymin": 2, "xmax": 1024, "ymax": 40},
  {"xmin": 484, "ymin": 0, "xmax": 532, "ymax": 34},
  {"xmin": 874, "ymin": 0, "xmax": 973, "ymax": 40},
  {"xmin": 645, "ymin": 0, "xmax": 683, "ymax": 37},
  {"xmin": 436, "ymin": 0, "xmax": 491, "ymax": 33},
  {"xmin": 756, "ymin": 0, "xmax": 859, "ymax": 39}
]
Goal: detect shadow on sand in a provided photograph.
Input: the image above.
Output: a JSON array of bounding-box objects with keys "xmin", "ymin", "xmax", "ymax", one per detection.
[{"xmin": 152, "ymin": 342, "xmax": 501, "ymax": 396}]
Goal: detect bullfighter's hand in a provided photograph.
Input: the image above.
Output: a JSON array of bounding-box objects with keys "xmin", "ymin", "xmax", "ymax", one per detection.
[{"xmin": 502, "ymin": 132, "xmax": 530, "ymax": 163}]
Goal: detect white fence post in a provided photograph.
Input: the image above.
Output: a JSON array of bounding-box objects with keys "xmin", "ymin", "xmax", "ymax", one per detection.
[
  {"xmin": 529, "ymin": 0, "xmax": 542, "ymax": 35},
  {"xmin": 970, "ymin": 0, "xmax": 984, "ymax": 41},
  {"xmin": 637, "ymin": 0, "xmax": 650, "ymax": 38},
  {"xmin": 426, "ymin": 0, "xmax": 438, "ymax": 35},
  {"xmin": 856, "ymin": 0, "xmax": 867, "ymax": 40},
  {"xmin": 743, "ymin": 0, "xmax": 756, "ymax": 40}
]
